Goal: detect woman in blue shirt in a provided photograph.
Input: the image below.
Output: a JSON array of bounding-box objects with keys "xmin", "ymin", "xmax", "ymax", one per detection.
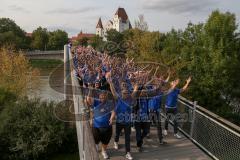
[
  {"xmin": 163, "ymin": 77, "xmax": 191, "ymax": 139},
  {"xmin": 86, "ymin": 89, "xmax": 115, "ymax": 159},
  {"xmin": 106, "ymin": 72, "xmax": 138, "ymax": 160}
]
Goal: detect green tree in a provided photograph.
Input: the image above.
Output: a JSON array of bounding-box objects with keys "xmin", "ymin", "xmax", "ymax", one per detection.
[
  {"xmin": 0, "ymin": 98, "xmax": 78, "ymax": 160},
  {"xmin": 48, "ymin": 30, "xmax": 68, "ymax": 50},
  {"xmin": 0, "ymin": 18, "xmax": 29, "ymax": 49},
  {"xmin": 31, "ymin": 27, "xmax": 49, "ymax": 50},
  {"xmin": 90, "ymin": 35, "xmax": 104, "ymax": 51},
  {"xmin": 77, "ymin": 37, "xmax": 89, "ymax": 47},
  {"xmin": 178, "ymin": 11, "xmax": 240, "ymax": 118},
  {"xmin": 122, "ymin": 11, "xmax": 240, "ymax": 125},
  {"xmin": 105, "ymin": 29, "xmax": 123, "ymax": 43}
]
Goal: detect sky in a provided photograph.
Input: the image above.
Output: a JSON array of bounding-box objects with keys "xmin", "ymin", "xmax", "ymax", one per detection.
[{"xmin": 1, "ymin": 0, "xmax": 240, "ymax": 37}]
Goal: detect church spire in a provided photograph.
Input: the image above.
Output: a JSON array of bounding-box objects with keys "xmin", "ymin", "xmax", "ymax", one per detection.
[{"xmin": 96, "ymin": 17, "xmax": 103, "ymax": 29}]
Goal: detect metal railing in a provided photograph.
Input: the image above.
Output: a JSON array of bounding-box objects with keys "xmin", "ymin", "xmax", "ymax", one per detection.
[
  {"xmin": 64, "ymin": 45, "xmax": 99, "ymax": 160},
  {"xmin": 178, "ymin": 96, "xmax": 240, "ymax": 160}
]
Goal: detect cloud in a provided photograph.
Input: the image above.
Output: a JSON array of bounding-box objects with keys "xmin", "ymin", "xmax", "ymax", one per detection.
[
  {"xmin": 8, "ymin": 5, "xmax": 30, "ymax": 13},
  {"xmin": 46, "ymin": 7, "xmax": 97, "ymax": 14},
  {"xmin": 142, "ymin": 0, "xmax": 219, "ymax": 14}
]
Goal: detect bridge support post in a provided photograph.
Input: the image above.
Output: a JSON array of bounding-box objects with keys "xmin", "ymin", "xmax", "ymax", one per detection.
[
  {"xmin": 64, "ymin": 45, "xmax": 71, "ymax": 100},
  {"xmin": 190, "ymin": 101, "xmax": 197, "ymax": 138}
]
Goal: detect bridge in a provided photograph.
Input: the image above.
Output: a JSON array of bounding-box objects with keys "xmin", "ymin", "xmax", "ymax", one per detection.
[
  {"xmin": 24, "ymin": 50, "xmax": 64, "ymax": 61},
  {"xmin": 63, "ymin": 45, "xmax": 240, "ymax": 160}
]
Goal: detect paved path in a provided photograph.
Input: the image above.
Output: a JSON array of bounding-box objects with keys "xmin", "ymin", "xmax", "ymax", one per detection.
[{"xmin": 99, "ymin": 124, "xmax": 211, "ymax": 160}]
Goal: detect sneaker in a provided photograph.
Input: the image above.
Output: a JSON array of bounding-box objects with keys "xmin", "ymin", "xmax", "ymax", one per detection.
[
  {"xmin": 146, "ymin": 133, "xmax": 150, "ymax": 139},
  {"xmin": 159, "ymin": 139, "xmax": 166, "ymax": 145},
  {"xmin": 126, "ymin": 152, "xmax": 133, "ymax": 160},
  {"xmin": 163, "ymin": 129, "xmax": 168, "ymax": 136},
  {"xmin": 114, "ymin": 142, "xmax": 119, "ymax": 150},
  {"xmin": 174, "ymin": 133, "xmax": 182, "ymax": 139},
  {"xmin": 101, "ymin": 151, "xmax": 109, "ymax": 159},
  {"xmin": 131, "ymin": 127, "xmax": 135, "ymax": 132}
]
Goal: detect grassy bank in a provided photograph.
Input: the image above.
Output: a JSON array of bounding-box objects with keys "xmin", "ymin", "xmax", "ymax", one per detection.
[{"xmin": 30, "ymin": 59, "xmax": 63, "ymax": 69}]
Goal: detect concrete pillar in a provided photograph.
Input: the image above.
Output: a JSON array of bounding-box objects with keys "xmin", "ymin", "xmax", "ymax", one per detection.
[{"xmin": 64, "ymin": 45, "xmax": 71, "ymax": 100}]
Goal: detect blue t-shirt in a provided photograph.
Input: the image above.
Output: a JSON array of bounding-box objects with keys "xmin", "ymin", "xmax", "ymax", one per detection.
[
  {"xmin": 83, "ymin": 73, "xmax": 97, "ymax": 84},
  {"xmin": 115, "ymin": 97, "xmax": 133, "ymax": 124},
  {"xmin": 92, "ymin": 100, "xmax": 113, "ymax": 128},
  {"xmin": 166, "ymin": 88, "xmax": 180, "ymax": 108},
  {"xmin": 136, "ymin": 98, "xmax": 149, "ymax": 122},
  {"xmin": 148, "ymin": 93, "xmax": 162, "ymax": 112},
  {"xmin": 125, "ymin": 77, "xmax": 133, "ymax": 92}
]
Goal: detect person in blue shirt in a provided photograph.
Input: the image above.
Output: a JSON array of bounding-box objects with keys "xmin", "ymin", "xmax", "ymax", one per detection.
[
  {"xmin": 86, "ymin": 89, "xmax": 115, "ymax": 159},
  {"xmin": 133, "ymin": 86, "xmax": 151, "ymax": 152},
  {"xmin": 147, "ymin": 74, "xmax": 170, "ymax": 144},
  {"xmin": 148, "ymin": 91, "xmax": 164, "ymax": 144},
  {"xmin": 163, "ymin": 77, "xmax": 191, "ymax": 139},
  {"xmin": 106, "ymin": 72, "xmax": 138, "ymax": 160}
]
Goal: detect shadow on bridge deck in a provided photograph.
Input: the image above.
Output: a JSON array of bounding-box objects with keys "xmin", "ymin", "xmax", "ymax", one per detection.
[{"xmin": 99, "ymin": 124, "xmax": 211, "ymax": 160}]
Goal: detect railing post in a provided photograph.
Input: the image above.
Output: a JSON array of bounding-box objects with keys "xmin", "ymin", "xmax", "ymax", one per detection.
[
  {"xmin": 64, "ymin": 45, "xmax": 71, "ymax": 100},
  {"xmin": 190, "ymin": 101, "xmax": 197, "ymax": 138}
]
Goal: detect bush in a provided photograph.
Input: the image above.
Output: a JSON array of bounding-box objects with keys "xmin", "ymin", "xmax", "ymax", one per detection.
[
  {"xmin": 0, "ymin": 47, "xmax": 40, "ymax": 96},
  {"xmin": 0, "ymin": 98, "xmax": 78, "ymax": 160}
]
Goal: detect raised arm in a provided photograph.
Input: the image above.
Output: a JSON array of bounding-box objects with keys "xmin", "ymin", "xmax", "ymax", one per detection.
[
  {"xmin": 131, "ymin": 83, "xmax": 139, "ymax": 99},
  {"xmin": 165, "ymin": 70, "xmax": 171, "ymax": 83},
  {"xmin": 86, "ymin": 84, "xmax": 94, "ymax": 106},
  {"xmin": 106, "ymin": 71, "xmax": 118, "ymax": 99},
  {"xmin": 144, "ymin": 66, "xmax": 159, "ymax": 87},
  {"xmin": 180, "ymin": 77, "xmax": 192, "ymax": 93}
]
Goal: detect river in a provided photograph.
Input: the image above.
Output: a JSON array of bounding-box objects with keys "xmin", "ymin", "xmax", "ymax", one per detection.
[{"xmin": 30, "ymin": 67, "xmax": 65, "ymax": 102}]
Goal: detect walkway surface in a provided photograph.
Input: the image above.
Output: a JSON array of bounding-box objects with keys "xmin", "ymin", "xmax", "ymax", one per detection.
[{"xmin": 99, "ymin": 124, "xmax": 211, "ymax": 160}]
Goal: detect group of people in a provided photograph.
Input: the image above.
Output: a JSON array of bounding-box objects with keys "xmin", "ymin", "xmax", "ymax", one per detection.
[{"xmin": 72, "ymin": 46, "xmax": 192, "ymax": 160}]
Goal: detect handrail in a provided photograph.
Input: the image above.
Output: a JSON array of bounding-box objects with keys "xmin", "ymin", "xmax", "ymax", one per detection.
[
  {"xmin": 64, "ymin": 45, "xmax": 99, "ymax": 160},
  {"xmin": 179, "ymin": 96, "xmax": 240, "ymax": 133},
  {"xmin": 178, "ymin": 95, "xmax": 240, "ymax": 160}
]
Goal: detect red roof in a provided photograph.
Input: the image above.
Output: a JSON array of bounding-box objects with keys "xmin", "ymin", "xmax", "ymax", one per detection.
[
  {"xmin": 115, "ymin": 8, "xmax": 128, "ymax": 23},
  {"xmin": 96, "ymin": 18, "xmax": 103, "ymax": 29},
  {"xmin": 70, "ymin": 31, "xmax": 95, "ymax": 41},
  {"xmin": 26, "ymin": 33, "xmax": 32, "ymax": 37}
]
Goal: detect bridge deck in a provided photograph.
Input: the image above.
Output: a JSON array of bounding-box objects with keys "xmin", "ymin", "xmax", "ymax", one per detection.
[{"xmin": 99, "ymin": 124, "xmax": 211, "ymax": 160}]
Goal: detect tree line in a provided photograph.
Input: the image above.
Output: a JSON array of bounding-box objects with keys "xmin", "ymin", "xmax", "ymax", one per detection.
[{"xmin": 0, "ymin": 18, "xmax": 68, "ymax": 51}]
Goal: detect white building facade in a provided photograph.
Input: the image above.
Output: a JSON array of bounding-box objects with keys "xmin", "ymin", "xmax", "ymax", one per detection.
[{"xmin": 96, "ymin": 7, "xmax": 132, "ymax": 38}]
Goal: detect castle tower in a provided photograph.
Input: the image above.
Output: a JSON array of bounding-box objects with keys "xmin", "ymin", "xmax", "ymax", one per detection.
[
  {"xmin": 113, "ymin": 7, "xmax": 131, "ymax": 32},
  {"xmin": 96, "ymin": 17, "xmax": 104, "ymax": 37}
]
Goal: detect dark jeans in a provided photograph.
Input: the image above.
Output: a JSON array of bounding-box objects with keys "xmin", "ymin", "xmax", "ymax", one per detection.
[
  {"xmin": 149, "ymin": 110, "xmax": 163, "ymax": 142},
  {"xmin": 164, "ymin": 108, "xmax": 178, "ymax": 134},
  {"xmin": 134, "ymin": 122, "xmax": 150, "ymax": 147},
  {"xmin": 115, "ymin": 123, "xmax": 131, "ymax": 153}
]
